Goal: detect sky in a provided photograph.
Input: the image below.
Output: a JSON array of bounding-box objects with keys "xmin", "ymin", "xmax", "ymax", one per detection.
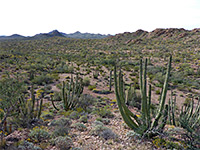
[{"xmin": 0, "ymin": 0, "xmax": 200, "ymax": 36}]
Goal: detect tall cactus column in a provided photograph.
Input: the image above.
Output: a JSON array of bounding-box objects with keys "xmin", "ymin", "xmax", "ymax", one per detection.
[{"xmin": 150, "ymin": 55, "xmax": 172, "ymax": 129}]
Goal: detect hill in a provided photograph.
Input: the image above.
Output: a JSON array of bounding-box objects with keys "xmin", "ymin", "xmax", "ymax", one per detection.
[{"xmin": 0, "ymin": 34, "xmax": 25, "ymax": 40}]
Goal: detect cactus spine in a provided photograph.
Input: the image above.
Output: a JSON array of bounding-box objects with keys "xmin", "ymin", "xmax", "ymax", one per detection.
[{"xmin": 114, "ymin": 56, "xmax": 172, "ymax": 135}]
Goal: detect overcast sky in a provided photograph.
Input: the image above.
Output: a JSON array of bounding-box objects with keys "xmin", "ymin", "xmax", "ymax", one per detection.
[{"xmin": 0, "ymin": 0, "xmax": 200, "ymax": 36}]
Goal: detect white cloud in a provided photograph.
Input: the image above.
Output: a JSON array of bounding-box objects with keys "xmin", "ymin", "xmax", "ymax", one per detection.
[{"xmin": 0, "ymin": 0, "xmax": 200, "ymax": 36}]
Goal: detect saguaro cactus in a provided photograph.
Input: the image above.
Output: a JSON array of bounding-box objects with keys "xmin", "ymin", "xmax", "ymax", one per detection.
[{"xmin": 114, "ymin": 56, "xmax": 172, "ymax": 135}]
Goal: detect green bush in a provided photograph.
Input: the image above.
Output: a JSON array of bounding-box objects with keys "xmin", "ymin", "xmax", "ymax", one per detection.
[
  {"xmin": 97, "ymin": 106, "xmax": 114, "ymax": 118},
  {"xmin": 49, "ymin": 117, "xmax": 72, "ymax": 127},
  {"xmin": 79, "ymin": 115, "xmax": 88, "ymax": 123},
  {"xmin": 82, "ymin": 77, "xmax": 90, "ymax": 86},
  {"xmin": 72, "ymin": 123, "xmax": 87, "ymax": 131},
  {"xmin": 32, "ymin": 74, "xmax": 54, "ymax": 85},
  {"xmin": 29, "ymin": 126, "xmax": 50, "ymax": 143},
  {"xmin": 88, "ymin": 85, "xmax": 96, "ymax": 90},
  {"xmin": 77, "ymin": 94, "xmax": 95, "ymax": 110},
  {"xmin": 54, "ymin": 136, "xmax": 73, "ymax": 150},
  {"xmin": 18, "ymin": 140, "xmax": 42, "ymax": 150},
  {"xmin": 52, "ymin": 126, "xmax": 70, "ymax": 137},
  {"xmin": 0, "ymin": 77, "xmax": 25, "ymax": 122},
  {"xmin": 90, "ymin": 124, "xmax": 118, "ymax": 140}
]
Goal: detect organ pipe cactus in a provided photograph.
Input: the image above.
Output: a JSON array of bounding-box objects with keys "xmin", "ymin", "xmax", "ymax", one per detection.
[
  {"xmin": 114, "ymin": 56, "xmax": 172, "ymax": 135},
  {"xmin": 51, "ymin": 74, "xmax": 83, "ymax": 111},
  {"xmin": 168, "ymin": 90, "xmax": 176, "ymax": 126},
  {"xmin": 109, "ymin": 70, "xmax": 112, "ymax": 91},
  {"xmin": 18, "ymin": 86, "xmax": 43, "ymax": 120},
  {"xmin": 179, "ymin": 96, "xmax": 200, "ymax": 133}
]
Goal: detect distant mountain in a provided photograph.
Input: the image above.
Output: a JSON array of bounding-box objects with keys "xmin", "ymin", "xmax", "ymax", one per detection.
[
  {"xmin": 62, "ymin": 31, "xmax": 110, "ymax": 39},
  {"xmin": 2, "ymin": 28, "xmax": 198, "ymax": 41},
  {"xmin": 0, "ymin": 34, "xmax": 25, "ymax": 40},
  {"xmin": 30, "ymin": 30, "xmax": 65, "ymax": 40},
  {"xmin": 0, "ymin": 30, "xmax": 110, "ymax": 41}
]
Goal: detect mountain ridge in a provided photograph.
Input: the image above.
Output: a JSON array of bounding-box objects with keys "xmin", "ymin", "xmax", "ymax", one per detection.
[
  {"xmin": 0, "ymin": 28, "xmax": 200, "ymax": 41},
  {"xmin": 0, "ymin": 30, "xmax": 110, "ymax": 41}
]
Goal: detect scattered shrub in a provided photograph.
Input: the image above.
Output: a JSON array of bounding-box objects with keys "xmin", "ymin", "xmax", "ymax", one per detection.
[
  {"xmin": 29, "ymin": 126, "xmax": 50, "ymax": 143},
  {"xmin": 97, "ymin": 106, "xmax": 114, "ymax": 118},
  {"xmin": 90, "ymin": 124, "xmax": 118, "ymax": 140},
  {"xmin": 18, "ymin": 140, "xmax": 42, "ymax": 150},
  {"xmin": 88, "ymin": 85, "xmax": 96, "ymax": 90},
  {"xmin": 54, "ymin": 136, "xmax": 73, "ymax": 150},
  {"xmin": 96, "ymin": 117, "xmax": 110, "ymax": 125},
  {"xmin": 32, "ymin": 74, "xmax": 54, "ymax": 85},
  {"xmin": 82, "ymin": 77, "xmax": 90, "ymax": 86},
  {"xmin": 52, "ymin": 125, "xmax": 70, "ymax": 137},
  {"xmin": 79, "ymin": 115, "xmax": 88, "ymax": 123},
  {"xmin": 49, "ymin": 117, "xmax": 72, "ymax": 127},
  {"xmin": 72, "ymin": 123, "xmax": 87, "ymax": 131},
  {"xmin": 77, "ymin": 94, "xmax": 95, "ymax": 110}
]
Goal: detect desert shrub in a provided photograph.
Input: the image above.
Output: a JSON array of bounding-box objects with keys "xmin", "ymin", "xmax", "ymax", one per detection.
[
  {"xmin": 155, "ymin": 89, "xmax": 161, "ymax": 95},
  {"xmin": 126, "ymin": 131, "xmax": 141, "ymax": 140},
  {"xmin": 52, "ymin": 125, "xmax": 70, "ymax": 137},
  {"xmin": 126, "ymin": 88, "xmax": 141, "ymax": 109},
  {"xmin": 18, "ymin": 140, "xmax": 42, "ymax": 150},
  {"xmin": 183, "ymin": 98, "xmax": 192, "ymax": 107},
  {"xmin": 152, "ymin": 138, "xmax": 184, "ymax": 149},
  {"xmin": 50, "ymin": 117, "xmax": 72, "ymax": 138},
  {"xmin": 79, "ymin": 115, "xmax": 88, "ymax": 123},
  {"xmin": 49, "ymin": 117, "xmax": 72, "ymax": 127},
  {"xmin": 154, "ymin": 72, "xmax": 165, "ymax": 84},
  {"xmin": 32, "ymin": 74, "xmax": 54, "ymax": 85},
  {"xmin": 88, "ymin": 85, "xmax": 96, "ymax": 90},
  {"xmin": 0, "ymin": 77, "xmax": 25, "ymax": 126},
  {"xmin": 69, "ymin": 111, "xmax": 80, "ymax": 119},
  {"xmin": 100, "ymin": 128, "xmax": 118, "ymax": 140},
  {"xmin": 170, "ymin": 72, "xmax": 184, "ymax": 85},
  {"xmin": 90, "ymin": 124, "xmax": 118, "ymax": 140},
  {"xmin": 92, "ymin": 89, "xmax": 111, "ymax": 94},
  {"xmin": 56, "ymin": 63, "xmax": 71, "ymax": 73},
  {"xmin": 96, "ymin": 106, "xmax": 114, "ymax": 118},
  {"xmin": 147, "ymin": 65, "xmax": 163, "ymax": 75},
  {"xmin": 77, "ymin": 94, "xmax": 95, "ymax": 110},
  {"xmin": 51, "ymin": 91, "xmax": 62, "ymax": 101},
  {"xmin": 93, "ymin": 71, "xmax": 99, "ymax": 79},
  {"xmin": 41, "ymin": 111, "xmax": 54, "ymax": 120},
  {"xmin": 29, "ymin": 126, "xmax": 50, "ymax": 143},
  {"xmin": 72, "ymin": 123, "xmax": 87, "ymax": 131},
  {"xmin": 96, "ymin": 117, "xmax": 110, "ymax": 125},
  {"xmin": 53, "ymin": 136, "xmax": 73, "ymax": 150},
  {"xmin": 82, "ymin": 77, "xmax": 90, "ymax": 86},
  {"xmin": 134, "ymin": 66, "xmax": 139, "ymax": 72}
]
